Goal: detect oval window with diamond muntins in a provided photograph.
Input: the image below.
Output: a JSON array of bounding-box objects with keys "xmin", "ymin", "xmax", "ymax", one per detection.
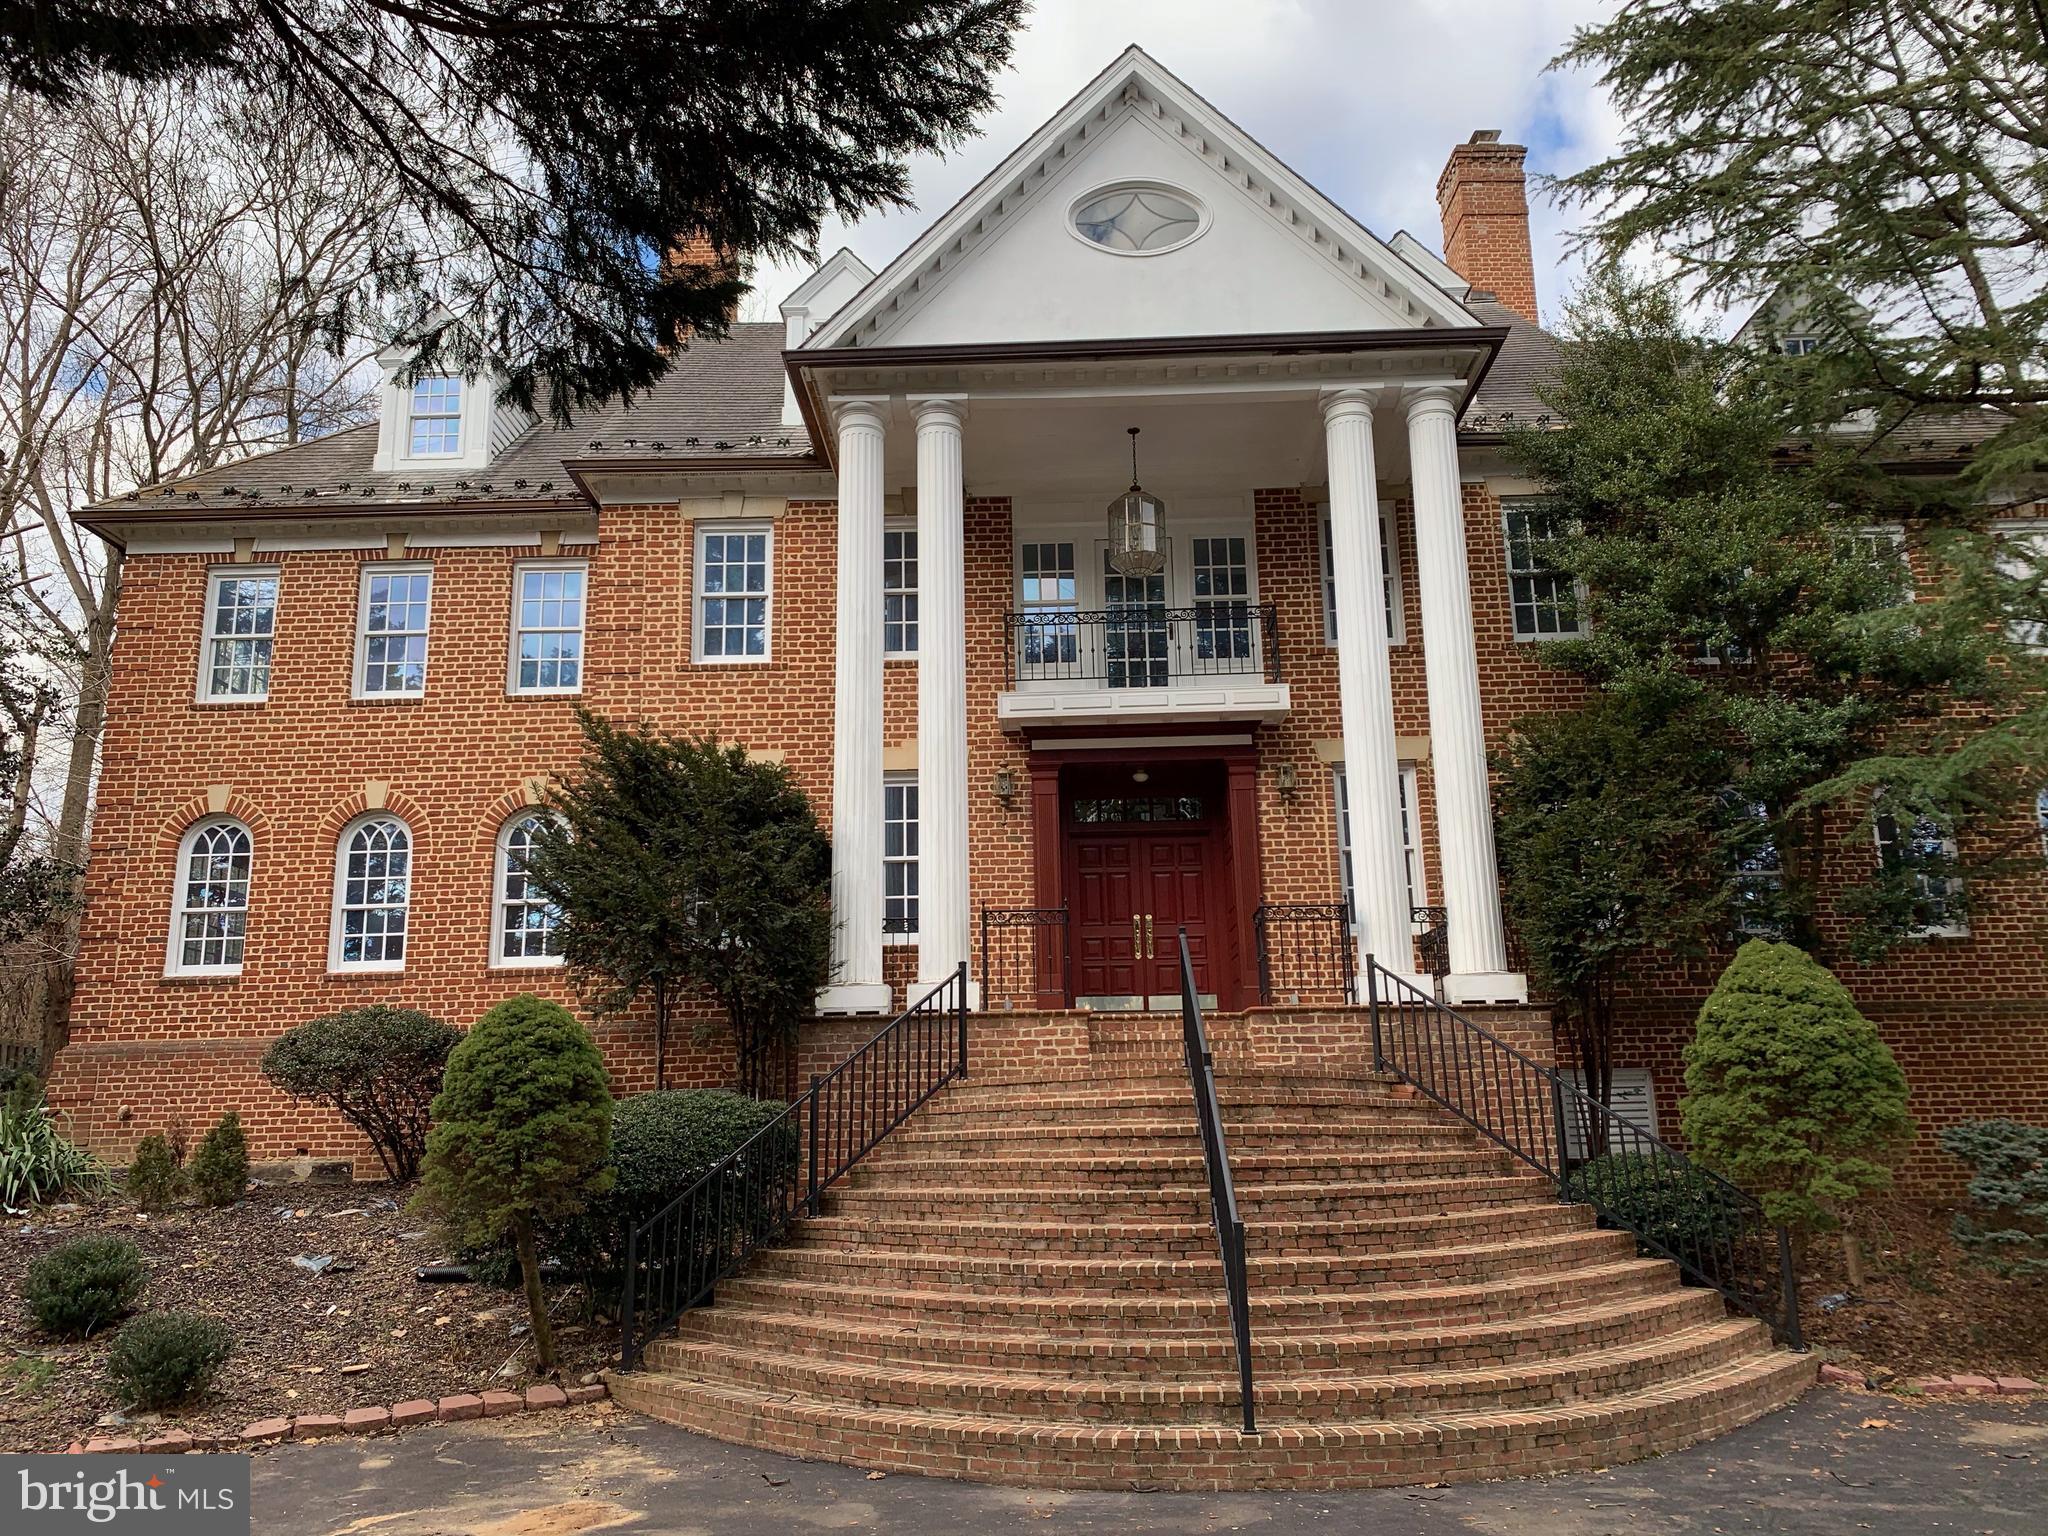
[{"xmin": 1070, "ymin": 183, "xmax": 1206, "ymax": 255}]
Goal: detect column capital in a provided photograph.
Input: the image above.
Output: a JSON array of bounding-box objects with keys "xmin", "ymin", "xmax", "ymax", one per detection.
[
  {"xmin": 829, "ymin": 395, "xmax": 890, "ymax": 435},
  {"xmin": 908, "ymin": 394, "xmax": 968, "ymax": 426},
  {"xmin": 1318, "ymin": 384, "xmax": 1382, "ymax": 424},
  {"xmin": 1401, "ymin": 382, "xmax": 1465, "ymax": 422}
]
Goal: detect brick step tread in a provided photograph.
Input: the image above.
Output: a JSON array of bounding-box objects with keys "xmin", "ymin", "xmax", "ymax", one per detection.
[
  {"xmin": 891, "ymin": 1119, "xmax": 1475, "ymax": 1148},
  {"xmin": 792, "ymin": 1203, "xmax": 1595, "ymax": 1252},
  {"xmin": 638, "ymin": 1318, "xmax": 1768, "ymax": 1422},
  {"xmin": 749, "ymin": 1228, "xmax": 1640, "ymax": 1290},
  {"xmin": 712, "ymin": 1257, "xmax": 1685, "ymax": 1330},
  {"xmin": 821, "ymin": 1173, "xmax": 1561, "ymax": 1219},
  {"xmin": 605, "ymin": 1350, "xmax": 1818, "ymax": 1490},
  {"xmin": 935, "ymin": 1072, "xmax": 1406, "ymax": 1102},
  {"xmin": 655, "ymin": 1288, "xmax": 1731, "ymax": 1376},
  {"xmin": 926, "ymin": 1084, "xmax": 1419, "ymax": 1109},
  {"xmin": 852, "ymin": 1149, "xmax": 1513, "ymax": 1183}
]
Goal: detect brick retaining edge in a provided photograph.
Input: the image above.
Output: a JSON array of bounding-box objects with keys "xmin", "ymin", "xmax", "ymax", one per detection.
[
  {"xmin": 67, "ymin": 1382, "xmax": 608, "ymax": 1453},
  {"xmin": 1819, "ymin": 1364, "xmax": 2042, "ymax": 1396}
]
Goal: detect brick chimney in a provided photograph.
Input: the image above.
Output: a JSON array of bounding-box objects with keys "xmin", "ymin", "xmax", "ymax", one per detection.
[{"xmin": 1436, "ymin": 130, "xmax": 1539, "ymax": 324}]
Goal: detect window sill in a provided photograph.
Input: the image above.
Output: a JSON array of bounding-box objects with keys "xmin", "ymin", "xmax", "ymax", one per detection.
[
  {"xmin": 326, "ymin": 966, "xmax": 407, "ymax": 979},
  {"xmin": 506, "ymin": 688, "xmax": 584, "ymax": 700},
  {"xmin": 490, "ymin": 957, "xmax": 567, "ymax": 972},
  {"xmin": 691, "ymin": 656, "xmax": 774, "ymax": 667},
  {"xmin": 192, "ymin": 697, "xmax": 271, "ymax": 709},
  {"xmin": 349, "ymin": 695, "xmax": 426, "ymax": 706},
  {"xmin": 160, "ymin": 970, "xmax": 243, "ymax": 986}
]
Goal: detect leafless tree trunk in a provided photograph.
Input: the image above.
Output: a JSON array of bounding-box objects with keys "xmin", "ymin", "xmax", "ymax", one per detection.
[{"xmin": 0, "ymin": 78, "xmax": 394, "ymax": 1064}]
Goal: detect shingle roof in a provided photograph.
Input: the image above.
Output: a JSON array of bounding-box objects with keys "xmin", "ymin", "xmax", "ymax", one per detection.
[{"xmin": 1460, "ymin": 299, "xmax": 1561, "ymax": 432}]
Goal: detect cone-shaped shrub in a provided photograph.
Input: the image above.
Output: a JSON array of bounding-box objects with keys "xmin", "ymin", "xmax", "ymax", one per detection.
[{"xmin": 1680, "ymin": 939, "xmax": 1911, "ymax": 1233}]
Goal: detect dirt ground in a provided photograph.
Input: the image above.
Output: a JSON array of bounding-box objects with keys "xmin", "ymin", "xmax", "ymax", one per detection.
[
  {"xmin": 1798, "ymin": 1195, "xmax": 2048, "ymax": 1380},
  {"xmin": 0, "ymin": 1181, "xmax": 607, "ymax": 1452}
]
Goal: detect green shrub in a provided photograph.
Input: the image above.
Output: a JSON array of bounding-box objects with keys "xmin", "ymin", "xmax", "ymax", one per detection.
[
  {"xmin": 417, "ymin": 995, "xmax": 612, "ymax": 1370},
  {"xmin": 188, "ymin": 1112, "xmax": 248, "ymax": 1207},
  {"xmin": 22, "ymin": 1235, "xmax": 147, "ymax": 1338},
  {"xmin": 261, "ymin": 1006, "xmax": 461, "ymax": 1181},
  {"xmin": 0, "ymin": 1093, "xmax": 110, "ymax": 1208},
  {"xmin": 1941, "ymin": 1118, "xmax": 2048, "ymax": 1278},
  {"xmin": 106, "ymin": 1312, "xmax": 232, "ymax": 1407},
  {"xmin": 1681, "ymin": 939, "xmax": 1912, "ymax": 1233},
  {"xmin": 125, "ymin": 1135, "xmax": 183, "ymax": 1211},
  {"xmin": 1566, "ymin": 1151, "xmax": 1754, "ymax": 1266}
]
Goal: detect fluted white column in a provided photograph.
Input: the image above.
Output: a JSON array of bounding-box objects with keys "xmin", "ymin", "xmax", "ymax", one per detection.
[
  {"xmin": 1321, "ymin": 387, "xmax": 1419, "ymax": 987},
  {"xmin": 911, "ymin": 396, "xmax": 973, "ymax": 997},
  {"xmin": 1406, "ymin": 385, "xmax": 1526, "ymax": 1004},
  {"xmin": 819, "ymin": 397, "xmax": 893, "ymax": 1014}
]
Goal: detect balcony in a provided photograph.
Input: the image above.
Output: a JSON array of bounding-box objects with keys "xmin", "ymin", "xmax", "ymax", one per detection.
[{"xmin": 997, "ymin": 603, "xmax": 1290, "ymax": 728}]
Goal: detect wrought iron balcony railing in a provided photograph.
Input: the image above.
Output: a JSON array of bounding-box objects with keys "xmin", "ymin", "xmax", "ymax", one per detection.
[{"xmin": 1003, "ymin": 603, "xmax": 1281, "ymax": 689}]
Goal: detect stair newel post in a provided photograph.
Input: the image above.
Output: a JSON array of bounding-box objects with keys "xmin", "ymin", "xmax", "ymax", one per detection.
[
  {"xmin": 805, "ymin": 1075, "xmax": 823, "ymax": 1216},
  {"xmin": 620, "ymin": 1223, "xmax": 639, "ymax": 1369},
  {"xmin": 1776, "ymin": 1225, "xmax": 1805, "ymax": 1350},
  {"xmin": 956, "ymin": 960, "xmax": 970, "ymax": 1079},
  {"xmin": 1366, "ymin": 956, "xmax": 1385, "ymax": 1074},
  {"xmin": 1548, "ymin": 1076, "xmax": 1573, "ymax": 1200}
]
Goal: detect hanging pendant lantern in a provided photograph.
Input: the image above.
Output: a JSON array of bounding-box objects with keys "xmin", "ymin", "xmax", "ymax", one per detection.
[{"xmin": 1106, "ymin": 426, "xmax": 1167, "ymax": 578}]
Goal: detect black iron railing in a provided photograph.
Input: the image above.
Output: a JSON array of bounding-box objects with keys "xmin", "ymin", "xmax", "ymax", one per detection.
[
  {"xmin": 1253, "ymin": 901, "xmax": 1354, "ymax": 1005},
  {"xmin": 1412, "ymin": 905, "xmax": 1450, "ymax": 984},
  {"xmin": 618, "ymin": 965, "xmax": 970, "ymax": 1368},
  {"xmin": 978, "ymin": 906, "xmax": 1069, "ymax": 1010},
  {"xmin": 1004, "ymin": 603, "xmax": 1281, "ymax": 688},
  {"xmin": 1178, "ymin": 928, "xmax": 1256, "ymax": 1433},
  {"xmin": 1366, "ymin": 960, "xmax": 1803, "ymax": 1348}
]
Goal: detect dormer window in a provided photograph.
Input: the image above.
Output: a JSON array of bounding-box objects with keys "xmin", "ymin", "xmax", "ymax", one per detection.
[
  {"xmin": 1781, "ymin": 336, "xmax": 1821, "ymax": 357},
  {"xmin": 408, "ymin": 376, "xmax": 464, "ymax": 456}
]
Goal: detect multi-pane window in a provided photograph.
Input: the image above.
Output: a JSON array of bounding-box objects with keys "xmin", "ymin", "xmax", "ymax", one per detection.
[
  {"xmin": 200, "ymin": 571, "xmax": 278, "ymax": 701},
  {"xmin": 1995, "ymin": 521, "xmax": 2048, "ymax": 650},
  {"xmin": 696, "ymin": 524, "xmax": 771, "ymax": 661},
  {"xmin": 495, "ymin": 815, "xmax": 563, "ymax": 965},
  {"xmin": 510, "ymin": 563, "xmax": 585, "ymax": 694},
  {"xmin": 332, "ymin": 816, "xmax": 411, "ymax": 970},
  {"xmin": 169, "ymin": 820, "xmax": 251, "ymax": 974},
  {"xmin": 1192, "ymin": 535, "xmax": 1253, "ymax": 667},
  {"xmin": 1503, "ymin": 501, "xmax": 1583, "ymax": 639},
  {"xmin": 408, "ymin": 376, "xmax": 463, "ymax": 456},
  {"xmin": 2037, "ymin": 788, "xmax": 2048, "ymax": 862},
  {"xmin": 1846, "ymin": 525, "xmax": 1914, "ymax": 607},
  {"xmin": 1319, "ymin": 510, "xmax": 1401, "ymax": 645},
  {"xmin": 1781, "ymin": 336, "xmax": 1821, "ymax": 357},
  {"xmin": 1018, "ymin": 541, "xmax": 1078, "ymax": 668},
  {"xmin": 1872, "ymin": 803, "xmax": 1966, "ymax": 938},
  {"xmin": 356, "ymin": 566, "xmax": 432, "ymax": 696},
  {"xmin": 1729, "ymin": 797, "xmax": 1786, "ymax": 937},
  {"xmin": 1102, "ymin": 547, "xmax": 1169, "ymax": 689},
  {"xmin": 1333, "ymin": 764, "xmax": 1423, "ymax": 928},
  {"xmin": 883, "ymin": 525, "xmax": 918, "ymax": 656},
  {"xmin": 883, "ymin": 775, "xmax": 919, "ymax": 941}
]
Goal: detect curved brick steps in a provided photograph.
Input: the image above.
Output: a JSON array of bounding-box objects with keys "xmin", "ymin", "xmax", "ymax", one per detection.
[{"xmin": 610, "ymin": 1065, "xmax": 1813, "ymax": 1488}]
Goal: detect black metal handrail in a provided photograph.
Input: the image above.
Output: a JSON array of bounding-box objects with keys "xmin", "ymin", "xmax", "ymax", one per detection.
[
  {"xmin": 1253, "ymin": 901, "xmax": 1354, "ymax": 1005},
  {"xmin": 979, "ymin": 906, "xmax": 1069, "ymax": 1010},
  {"xmin": 1411, "ymin": 905, "xmax": 1449, "ymax": 984},
  {"xmin": 1178, "ymin": 928, "xmax": 1256, "ymax": 1433},
  {"xmin": 1003, "ymin": 603, "xmax": 1282, "ymax": 687},
  {"xmin": 1366, "ymin": 959, "xmax": 1803, "ymax": 1348},
  {"xmin": 618, "ymin": 964, "xmax": 970, "ymax": 1368}
]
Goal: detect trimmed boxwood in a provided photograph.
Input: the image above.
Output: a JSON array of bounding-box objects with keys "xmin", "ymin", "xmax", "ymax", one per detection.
[
  {"xmin": 23, "ymin": 1234, "xmax": 147, "ymax": 1339},
  {"xmin": 107, "ymin": 1311, "xmax": 233, "ymax": 1407},
  {"xmin": 1565, "ymin": 1151, "xmax": 1754, "ymax": 1273},
  {"xmin": 261, "ymin": 1006, "xmax": 461, "ymax": 1180}
]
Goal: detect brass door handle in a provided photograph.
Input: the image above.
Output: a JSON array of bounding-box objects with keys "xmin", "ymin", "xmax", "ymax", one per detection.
[
  {"xmin": 1145, "ymin": 913, "xmax": 1156, "ymax": 959},
  {"xmin": 1133, "ymin": 914, "xmax": 1143, "ymax": 956}
]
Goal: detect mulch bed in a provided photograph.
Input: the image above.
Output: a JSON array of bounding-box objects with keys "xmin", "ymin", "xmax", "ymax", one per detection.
[
  {"xmin": 1798, "ymin": 1195, "xmax": 2048, "ymax": 1380},
  {"xmin": 0, "ymin": 1181, "xmax": 609, "ymax": 1453}
]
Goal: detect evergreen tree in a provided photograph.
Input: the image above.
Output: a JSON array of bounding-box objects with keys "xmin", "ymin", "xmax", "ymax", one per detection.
[
  {"xmin": 1496, "ymin": 682, "xmax": 1742, "ymax": 1129},
  {"xmin": 523, "ymin": 710, "xmax": 832, "ymax": 1099},
  {"xmin": 417, "ymin": 994, "xmax": 612, "ymax": 1371},
  {"xmin": 0, "ymin": 1, "xmax": 1026, "ymax": 418},
  {"xmin": 1681, "ymin": 940, "xmax": 1911, "ymax": 1244},
  {"xmin": 1505, "ymin": 274, "xmax": 2016, "ymax": 960}
]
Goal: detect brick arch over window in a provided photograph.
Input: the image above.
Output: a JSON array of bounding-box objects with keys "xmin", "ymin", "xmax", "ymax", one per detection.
[
  {"xmin": 153, "ymin": 792, "xmax": 273, "ymax": 856},
  {"xmin": 311, "ymin": 787, "xmax": 431, "ymax": 850},
  {"xmin": 473, "ymin": 784, "xmax": 553, "ymax": 859}
]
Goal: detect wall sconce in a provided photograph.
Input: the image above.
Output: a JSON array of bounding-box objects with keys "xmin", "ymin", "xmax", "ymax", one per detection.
[
  {"xmin": 1274, "ymin": 761, "xmax": 1298, "ymax": 800},
  {"xmin": 992, "ymin": 768, "xmax": 1018, "ymax": 808}
]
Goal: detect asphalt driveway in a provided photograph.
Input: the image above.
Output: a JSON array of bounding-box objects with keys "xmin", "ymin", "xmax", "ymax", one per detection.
[{"xmin": 253, "ymin": 1387, "xmax": 2045, "ymax": 1535}]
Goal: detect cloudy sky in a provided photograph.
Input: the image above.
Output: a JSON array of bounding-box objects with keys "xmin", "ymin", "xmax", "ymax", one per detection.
[{"xmin": 744, "ymin": 0, "xmax": 1624, "ymax": 327}]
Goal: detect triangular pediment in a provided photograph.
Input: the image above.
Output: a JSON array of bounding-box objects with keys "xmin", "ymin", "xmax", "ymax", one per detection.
[{"xmin": 808, "ymin": 47, "xmax": 1478, "ymax": 351}]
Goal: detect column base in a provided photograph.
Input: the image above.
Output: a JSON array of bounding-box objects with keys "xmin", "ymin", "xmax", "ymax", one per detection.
[
  {"xmin": 814, "ymin": 982, "xmax": 895, "ymax": 1016},
  {"xmin": 920, "ymin": 975, "xmax": 983, "ymax": 1012},
  {"xmin": 1444, "ymin": 971, "xmax": 1530, "ymax": 1006}
]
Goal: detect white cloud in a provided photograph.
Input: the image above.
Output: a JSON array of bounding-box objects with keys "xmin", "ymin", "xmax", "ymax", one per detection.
[{"xmin": 743, "ymin": 0, "xmax": 1621, "ymax": 327}]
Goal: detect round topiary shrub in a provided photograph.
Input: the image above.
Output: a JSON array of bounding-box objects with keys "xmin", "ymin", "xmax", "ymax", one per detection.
[
  {"xmin": 106, "ymin": 1311, "xmax": 233, "ymax": 1408},
  {"xmin": 23, "ymin": 1234, "xmax": 147, "ymax": 1338},
  {"xmin": 188, "ymin": 1111, "xmax": 249, "ymax": 1207},
  {"xmin": 262, "ymin": 1006, "xmax": 461, "ymax": 1180},
  {"xmin": 609, "ymin": 1088, "xmax": 795, "ymax": 1227}
]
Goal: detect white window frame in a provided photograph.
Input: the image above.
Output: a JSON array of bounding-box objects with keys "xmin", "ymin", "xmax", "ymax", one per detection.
[
  {"xmin": 196, "ymin": 567, "xmax": 280, "ymax": 704},
  {"xmin": 506, "ymin": 559, "xmax": 588, "ymax": 696},
  {"xmin": 329, "ymin": 813, "xmax": 414, "ymax": 973},
  {"xmin": 1848, "ymin": 523, "xmax": 1914, "ymax": 606},
  {"xmin": 693, "ymin": 521, "xmax": 773, "ymax": 664},
  {"xmin": 354, "ymin": 563, "xmax": 434, "ymax": 700},
  {"xmin": 883, "ymin": 772, "xmax": 919, "ymax": 943},
  {"xmin": 1318, "ymin": 506, "xmax": 1403, "ymax": 646},
  {"xmin": 1871, "ymin": 804, "xmax": 1968, "ymax": 940},
  {"xmin": 1992, "ymin": 518, "xmax": 2047, "ymax": 651},
  {"xmin": 492, "ymin": 813, "xmax": 565, "ymax": 968},
  {"xmin": 407, "ymin": 375, "xmax": 464, "ymax": 458},
  {"xmin": 1502, "ymin": 499, "xmax": 1586, "ymax": 641},
  {"xmin": 165, "ymin": 818, "xmax": 253, "ymax": 977},
  {"xmin": 1781, "ymin": 336, "xmax": 1821, "ymax": 357},
  {"xmin": 1333, "ymin": 762, "xmax": 1426, "ymax": 930},
  {"xmin": 2037, "ymin": 787, "xmax": 2048, "ymax": 863},
  {"xmin": 883, "ymin": 520, "xmax": 918, "ymax": 658}
]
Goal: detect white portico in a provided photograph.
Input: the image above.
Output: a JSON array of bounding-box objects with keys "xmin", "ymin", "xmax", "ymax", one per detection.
[{"xmin": 795, "ymin": 46, "xmax": 1527, "ymax": 1013}]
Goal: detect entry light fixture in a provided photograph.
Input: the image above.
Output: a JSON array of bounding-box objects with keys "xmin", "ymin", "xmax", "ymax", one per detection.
[
  {"xmin": 1106, "ymin": 426, "xmax": 1167, "ymax": 578},
  {"xmin": 991, "ymin": 768, "xmax": 1018, "ymax": 808},
  {"xmin": 1274, "ymin": 761, "xmax": 1298, "ymax": 799}
]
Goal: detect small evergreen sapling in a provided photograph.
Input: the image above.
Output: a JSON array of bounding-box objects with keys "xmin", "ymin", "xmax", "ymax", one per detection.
[
  {"xmin": 1681, "ymin": 940, "xmax": 1912, "ymax": 1274},
  {"xmin": 188, "ymin": 1112, "xmax": 248, "ymax": 1206},
  {"xmin": 125, "ymin": 1134, "xmax": 182, "ymax": 1211},
  {"xmin": 1941, "ymin": 1119, "xmax": 2048, "ymax": 1277},
  {"xmin": 22, "ymin": 1235, "xmax": 146, "ymax": 1338},
  {"xmin": 417, "ymin": 995, "xmax": 612, "ymax": 1371}
]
